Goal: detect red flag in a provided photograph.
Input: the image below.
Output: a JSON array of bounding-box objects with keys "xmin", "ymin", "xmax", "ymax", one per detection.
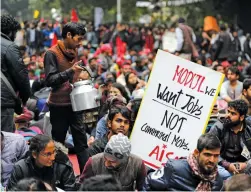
[
  {"xmin": 71, "ymin": 9, "xmax": 78, "ymax": 22},
  {"xmin": 51, "ymin": 33, "xmax": 58, "ymax": 47}
]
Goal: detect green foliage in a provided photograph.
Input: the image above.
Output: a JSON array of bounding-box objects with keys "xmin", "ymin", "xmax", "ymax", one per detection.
[
  {"xmin": 27, "ymin": 0, "xmax": 146, "ymax": 23},
  {"xmin": 17, "ymin": 0, "xmax": 234, "ymax": 27}
]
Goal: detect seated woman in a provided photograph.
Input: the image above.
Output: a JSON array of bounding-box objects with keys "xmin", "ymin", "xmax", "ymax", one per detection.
[
  {"xmin": 109, "ymin": 83, "xmax": 130, "ymax": 103},
  {"xmin": 7, "ymin": 135, "xmax": 77, "ymax": 191},
  {"xmin": 125, "ymin": 72, "xmax": 146, "ymax": 98}
]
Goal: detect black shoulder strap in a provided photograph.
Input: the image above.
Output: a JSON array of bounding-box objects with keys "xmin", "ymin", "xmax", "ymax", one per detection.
[{"xmin": 1, "ymin": 71, "xmax": 18, "ymax": 99}]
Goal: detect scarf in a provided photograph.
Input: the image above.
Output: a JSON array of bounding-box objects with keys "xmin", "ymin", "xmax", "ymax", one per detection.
[
  {"xmin": 57, "ymin": 40, "xmax": 76, "ymax": 61},
  {"xmin": 47, "ymin": 41, "xmax": 78, "ymax": 106},
  {"xmin": 187, "ymin": 153, "xmax": 217, "ymax": 191}
]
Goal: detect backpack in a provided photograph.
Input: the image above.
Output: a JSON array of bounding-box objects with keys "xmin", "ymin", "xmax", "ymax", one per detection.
[{"xmin": 15, "ymin": 126, "xmax": 44, "ymax": 141}]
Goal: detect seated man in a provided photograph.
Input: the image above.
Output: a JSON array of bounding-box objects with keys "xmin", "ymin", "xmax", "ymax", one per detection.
[
  {"xmin": 209, "ymin": 100, "xmax": 251, "ymax": 179},
  {"xmin": 116, "ymin": 62, "xmax": 132, "ymax": 86},
  {"xmin": 239, "ymin": 78, "xmax": 251, "ymax": 115},
  {"xmin": 131, "ymin": 56, "xmax": 148, "ymax": 79},
  {"xmin": 80, "ymin": 133, "xmax": 146, "ymax": 191},
  {"xmin": 143, "ymin": 133, "xmax": 224, "ymax": 191},
  {"xmin": 220, "ymin": 66, "xmax": 243, "ymax": 103},
  {"xmin": 88, "ymin": 105, "xmax": 131, "ymax": 157},
  {"xmin": 1, "ymin": 131, "xmax": 29, "ymax": 187}
]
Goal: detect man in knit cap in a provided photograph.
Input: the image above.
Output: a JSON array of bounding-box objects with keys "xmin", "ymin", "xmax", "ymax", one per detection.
[{"xmin": 80, "ymin": 133, "xmax": 146, "ymax": 191}]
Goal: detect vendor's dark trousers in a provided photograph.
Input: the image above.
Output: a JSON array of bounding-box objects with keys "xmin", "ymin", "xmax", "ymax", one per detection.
[{"xmin": 49, "ymin": 105, "xmax": 89, "ymax": 173}]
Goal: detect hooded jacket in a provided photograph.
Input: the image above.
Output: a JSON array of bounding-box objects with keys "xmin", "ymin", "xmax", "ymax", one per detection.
[{"xmin": 1, "ymin": 132, "xmax": 29, "ymax": 187}]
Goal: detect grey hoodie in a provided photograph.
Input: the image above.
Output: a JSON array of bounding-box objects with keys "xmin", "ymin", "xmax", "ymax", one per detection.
[{"xmin": 1, "ymin": 131, "xmax": 29, "ymax": 187}]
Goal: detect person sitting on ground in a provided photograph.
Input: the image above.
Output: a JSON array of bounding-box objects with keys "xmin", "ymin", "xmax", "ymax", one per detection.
[
  {"xmin": 223, "ymin": 174, "xmax": 251, "ymax": 191},
  {"xmin": 95, "ymin": 95, "xmax": 127, "ymax": 140},
  {"xmin": 10, "ymin": 178, "xmax": 53, "ymax": 191},
  {"xmin": 78, "ymin": 174, "xmax": 122, "ymax": 191},
  {"xmin": 7, "ymin": 134, "xmax": 77, "ymax": 191},
  {"xmin": 239, "ymin": 79, "xmax": 251, "ymax": 115},
  {"xmin": 116, "ymin": 62, "xmax": 132, "ymax": 86},
  {"xmin": 143, "ymin": 133, "xmax": 224, "ymax": 191},
  {"xmin": 88, "ymin": 105, "xmax": 131, "ymax": 157},
  {"xmin": 209, "ymin": 100, "xmax": 251, "ymax": 179},
  {"xmin": 1, "ymin": 131, "xmax": 29, "ymax": 187},
  {"xmin": 125, "ymin": 72, "xmax": 146, "ymax": 97},
  {"xmin": 127, "ymin": 88, "xmax": 144, "ymax": 127},
  {"xmin": 87, "ymin": 95, "xmax": 127, "ymax": 146},
  {"xmin": 109, "ymin": 83, "xmax": 130, "ymax": 103},
  {"xmin": 220, "ymin": 66, "xmax": 243, "ymax": 103},
  {"xmin": 132, "ymin": 56, "xmax": 149, "ymax": 79},
  {"xmin": 80, "ymin": 133, "xmax": 146, "ymax": 191}
]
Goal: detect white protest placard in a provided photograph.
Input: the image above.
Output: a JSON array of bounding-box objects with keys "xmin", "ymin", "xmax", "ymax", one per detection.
[{"xmin": 130, "ymin": 50, "xmax": 224, "ymax": 170}]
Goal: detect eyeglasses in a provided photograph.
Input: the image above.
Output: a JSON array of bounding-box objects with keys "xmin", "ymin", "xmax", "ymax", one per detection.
[{"xmin": 40, "ymin": 150, "xmax": 57, "ymax": 158}]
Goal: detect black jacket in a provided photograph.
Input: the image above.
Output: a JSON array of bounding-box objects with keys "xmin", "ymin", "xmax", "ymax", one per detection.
[
  {"xmin": 87, "ymin": 135, "xmax": 108, "ymax": 157},
  {"xmin": 209, "ymin": 119, "xmax": 251, "ymax": 162},
  {"xmin": 1, "ymin": 33, "xmax": 30, "ymax": 107},
  {"xmin": 244, "ymin": 39, "xmax": 251, "ymax": 59},
  {"xmin": 6, "ymin": 150, "xmax": 77, "ymax": 191},
  {"xmin": 143, "ymin": 159, "xmax": 223, "ymax": 191}
]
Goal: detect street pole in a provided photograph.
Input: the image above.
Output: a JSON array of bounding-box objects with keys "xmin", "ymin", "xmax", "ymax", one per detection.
[{"xmin": 117, "ymin": 0, "xmax": 122, "ymax": 23}]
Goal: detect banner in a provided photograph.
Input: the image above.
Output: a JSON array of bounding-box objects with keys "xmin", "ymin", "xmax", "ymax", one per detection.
[
  {"xmin": 162, "ymin": 31, "xmax": 177, "ymax": 53},
  {"xmin": 71, "ymin": 9, "xmax": 79, "ymax": 23},
  {"xmin": 94, "ymin": 7, "xmax": 104, "ymax": 30},
  {"xmin": 130, "ymin": 50, "xmax": 224, "ymax": 170}
]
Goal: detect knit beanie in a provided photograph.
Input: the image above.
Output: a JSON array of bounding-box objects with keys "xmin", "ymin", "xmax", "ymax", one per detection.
[{"xmin": 104, "ymin": 133, "xmax": 131, "ymax": 164}]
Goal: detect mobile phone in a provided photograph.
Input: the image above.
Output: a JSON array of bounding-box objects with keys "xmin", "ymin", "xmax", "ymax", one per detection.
[{"xmin": 78, "ymin": 61, "xmax": 84, "ymax": 67}]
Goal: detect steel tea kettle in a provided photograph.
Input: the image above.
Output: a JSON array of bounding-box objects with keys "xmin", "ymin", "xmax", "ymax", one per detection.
[{"xmin": 70, "ymin": 66, "xmax": 100, "ymax": 112}]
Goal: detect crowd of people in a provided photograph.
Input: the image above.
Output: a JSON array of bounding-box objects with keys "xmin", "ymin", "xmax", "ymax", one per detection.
[{"xmin": 1, "ymin": 13, "xmax": 251, "ymax": 191}]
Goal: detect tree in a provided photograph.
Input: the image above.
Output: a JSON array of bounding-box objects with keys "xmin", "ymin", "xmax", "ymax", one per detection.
[{"xmin": 2, "ymin": 0, "xmax": 30, "ymax": 20}]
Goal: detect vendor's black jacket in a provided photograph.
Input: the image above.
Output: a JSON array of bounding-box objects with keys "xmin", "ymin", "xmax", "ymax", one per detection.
[
  {"xmin": 1, "ymin": 33, "xmax": 30, "ymax": 107},
  {"xmin": 6, "ymin": 150, "xmax": 77, "ymax": 191},
  {"xmin": 143, "ymin": 159, "xmax": 223, "ymax": 191}
]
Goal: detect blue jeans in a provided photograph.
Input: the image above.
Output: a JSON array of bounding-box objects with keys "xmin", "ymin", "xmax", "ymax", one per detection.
[{"xmin": 218, "ymin": 165, "xmax": 232, "ymax": 180}]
